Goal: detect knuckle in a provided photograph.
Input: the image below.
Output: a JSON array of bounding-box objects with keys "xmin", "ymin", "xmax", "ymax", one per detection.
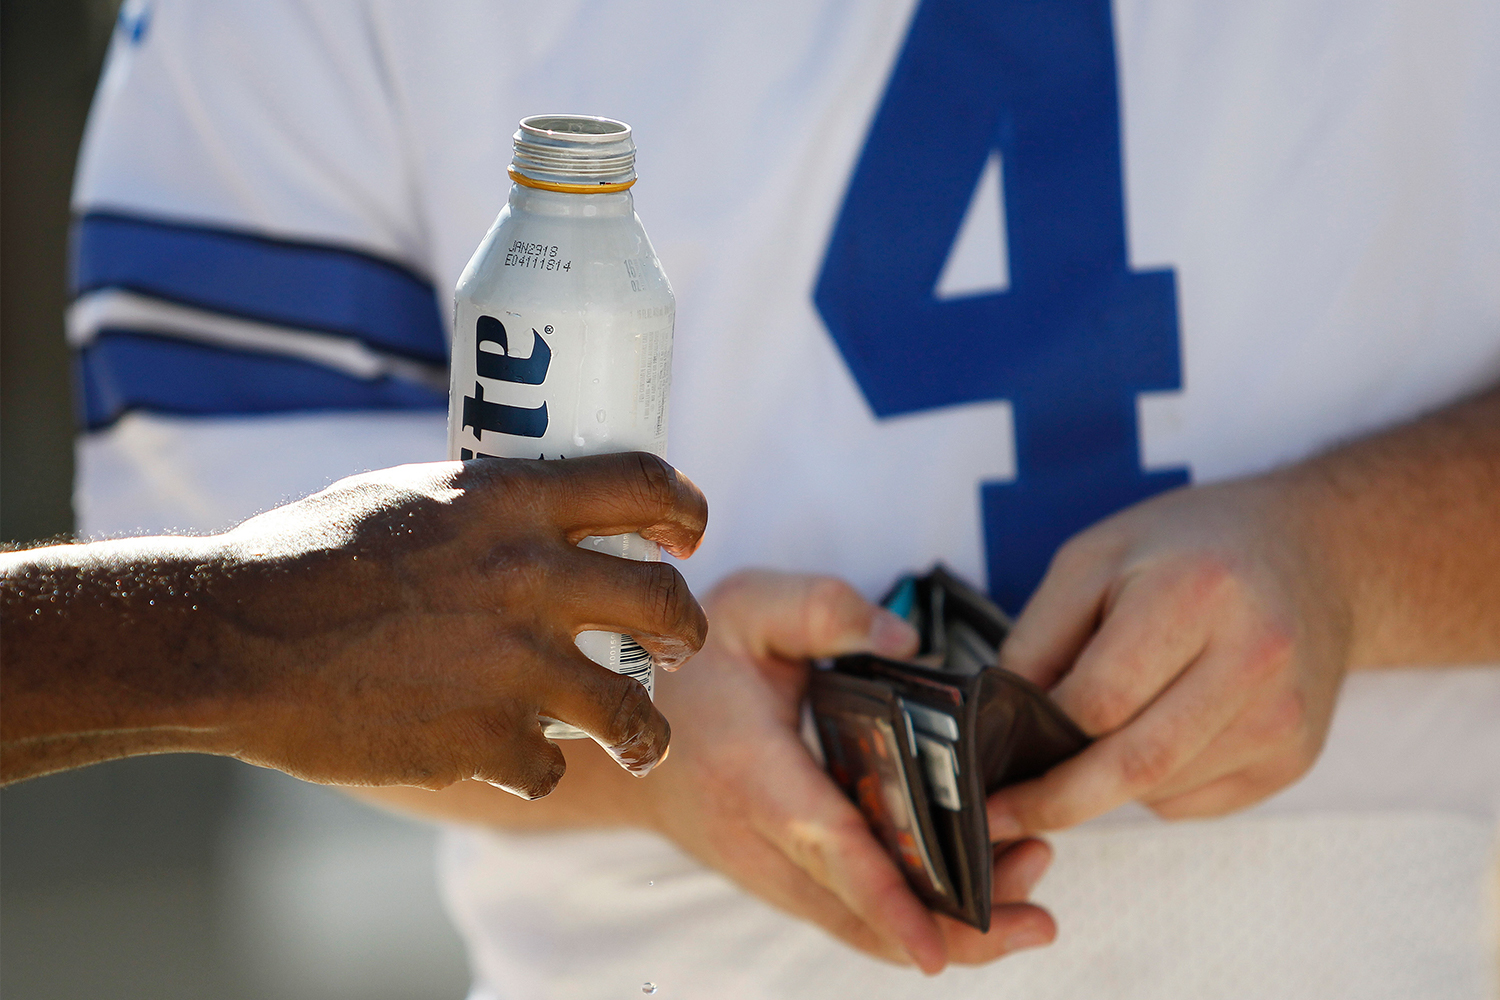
[
  {"xmin": 1069, "ymin": 682, "xmax": 1142, "ymax": 736},
  {"xmin": 604, "ymin": 672, "xmax": 656, "ymax": 746},
  {"xmin": 801, "ymin": 576, "xmax": 866, "ymax": 644},
  {"xmin": 1048, "ymin": 534, "xmax": 1096, "ymax": 576},
  {"xmin": 475, "ymin": 713, "xmax": 566, "ymax": 799},
  {"xmin": 1050, "ymin": 521, "xmax": 1127, "ymax": 573},
  {"xmin": 475, "ymin": 458, "xmax": 544, "ymax": 510},
  {"xmin": 1183, "ymin": 554, "xmax": 1236, "ymax": 607},
  {"xmin": 401, "ymin": 746, "xmax": 472, "ymax": 792},
  {"xmin": 1116, "ymin": 734, "xmax": 1181, "ymax": 792},
  {"xmin": 404, "ymin": 759, "xmax": 466, "ymax": 792},
  {"xmin": 641, "ymin": 560, "xmax": 693, "ymax": 629},
  {"xmin": 413, "ymin": 773, "xmax": 463, "ymax": 793},
  {"xmin": 469, "ymin": 710, "xmax": 528, "ymax": 760},
  {"xmin": 627, "ymin": 452, "xmax": 679, "ymax": 514},
  {"xmin": 480, "ymin": 539, "xmax": 557, "ymax": 600},
  {"xmin": 514, "ymin": 748, "xmax": 567, "ymax": 800},
  {"xmin": 1232, "ymin": 625, "xmax": 1297, "ymax": 688}
]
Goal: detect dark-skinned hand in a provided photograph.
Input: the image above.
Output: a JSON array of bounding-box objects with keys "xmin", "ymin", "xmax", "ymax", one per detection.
[{"xmin": 0, "ymin": 453, "xmax": 709, "ymax": 796}]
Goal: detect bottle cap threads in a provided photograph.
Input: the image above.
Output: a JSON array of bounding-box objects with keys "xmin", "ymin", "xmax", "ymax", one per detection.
[{"xmin": 510, "ymin": 114, "xmax": 636, "ymax": 191}]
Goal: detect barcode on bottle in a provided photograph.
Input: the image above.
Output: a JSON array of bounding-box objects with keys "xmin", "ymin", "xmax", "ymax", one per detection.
[{"xmin": 617, "ymin": 634, "xmax": 654, "ymax": 698}]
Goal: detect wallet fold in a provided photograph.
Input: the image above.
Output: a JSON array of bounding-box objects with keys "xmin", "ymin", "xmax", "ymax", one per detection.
[{"xmin": 809, "ymin": 566, "xmax": 1089, "ymax": 931}]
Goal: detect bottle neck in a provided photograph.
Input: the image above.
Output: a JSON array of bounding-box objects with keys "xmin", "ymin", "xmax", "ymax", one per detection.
[{"xmin": 508, "ymin": 182, "xmax": 635, "ymax": 219}]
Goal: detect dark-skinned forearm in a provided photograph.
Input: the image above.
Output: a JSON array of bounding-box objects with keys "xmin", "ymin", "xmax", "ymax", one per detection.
[{"xmin": 0, "ymin": 538, "xmax": 245, "ymax": 783}]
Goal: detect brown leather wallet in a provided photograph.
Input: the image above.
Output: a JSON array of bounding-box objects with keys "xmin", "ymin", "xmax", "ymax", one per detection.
[{"xmin": 809, "ymin": 566, "xmax": 1089, "ymax": 931}]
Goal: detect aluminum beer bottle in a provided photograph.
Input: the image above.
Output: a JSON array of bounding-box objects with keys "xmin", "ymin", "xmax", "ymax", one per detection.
[{"xmin": 447, "ymin": 115, "xmax": 675, "ymax": 740}]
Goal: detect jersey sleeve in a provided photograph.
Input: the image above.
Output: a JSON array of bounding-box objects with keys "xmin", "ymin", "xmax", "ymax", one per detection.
[
  {"xmin": 70, "ymin": 0, "xmax": 448, "ymax": 435},
  {"xmin": 68, "ymin": 0, "xmax": 454, "ymax": 536}
]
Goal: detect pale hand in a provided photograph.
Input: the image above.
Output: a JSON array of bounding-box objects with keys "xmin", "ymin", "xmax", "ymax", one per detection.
[
  {"xmin": 990, "ymin": 475, "xmax": 1349, "ymax": 836},
  {"xmin": 638, "ymin": 570, "xmax": 1058, "ymax": 975}
]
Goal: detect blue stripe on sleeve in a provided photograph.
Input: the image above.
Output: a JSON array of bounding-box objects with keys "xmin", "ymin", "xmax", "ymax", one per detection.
[
  {"xmin": 76, "ymin": 330, "xmax": 446, "ymax": 430},
  {"xmin": 72, "ymin": 212, "xmax": 448, "ymax": 364}
]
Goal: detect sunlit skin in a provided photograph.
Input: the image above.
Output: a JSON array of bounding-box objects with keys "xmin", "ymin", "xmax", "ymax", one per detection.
[
  {"xmin": 358, "ymin": 570, "xmax": 1056, "ymax": 974},
  {"xmin": 357, "ymin": 384, "xmax": 1500, "ymax": 974},
  {"xmin": 0, "ymin": 452, "xmax": 709, "ymax": 794},
  {"xmin": 990, "ymin": 385, "xmax": 1500, "ymax": 835}
]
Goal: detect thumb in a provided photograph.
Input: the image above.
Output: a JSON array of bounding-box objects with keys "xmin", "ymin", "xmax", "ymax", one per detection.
[
  {"xmin": 711, "ymin": 571, "xmax": 919, "ymax": 662},
  {"xmin": 1000, "ymin": 541, "xmax": 1115, "ymax": 690}
]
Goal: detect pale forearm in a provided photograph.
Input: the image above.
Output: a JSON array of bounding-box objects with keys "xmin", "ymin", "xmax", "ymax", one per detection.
[{"xmin": 1281, "ymin": 385, "xmax": 1500, "ymax": 668}]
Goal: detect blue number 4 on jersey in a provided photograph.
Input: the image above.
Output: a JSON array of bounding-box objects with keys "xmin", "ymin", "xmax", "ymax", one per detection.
[{"xmin": 815, "ymin": 0, "xmax": 1189, "ymax": 613}]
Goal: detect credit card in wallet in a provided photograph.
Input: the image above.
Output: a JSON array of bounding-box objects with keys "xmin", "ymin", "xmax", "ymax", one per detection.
[{"xmin": 809, "ymin": 566, "xmax": 1090, "ymax": 932}]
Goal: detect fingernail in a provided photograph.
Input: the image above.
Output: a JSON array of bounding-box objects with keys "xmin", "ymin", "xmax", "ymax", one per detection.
[
  {"xmin": 910, "ymin": 946, "xmax": 946, "ymax": 976},
  {"xmin": 630, "ymin": 743, "xmax": 670, "ymax": 774},
  {"xmin": 1003, "ymin": 925, "xmax": 1053, "ymax": 953},
  {"xmin": 988, "ymin": 803, "xmax": 1023, "ymax": 842},
  {"xmin": 869, "ymin": 609, "xmax": 920, "ymax": 657},
  {"xmin": 607, "ymin": 731, "xmax": 665, "ymax": 778},
  {"xmin": 618, "ymin": 750, "xmax": 661, "ymax": 778}
]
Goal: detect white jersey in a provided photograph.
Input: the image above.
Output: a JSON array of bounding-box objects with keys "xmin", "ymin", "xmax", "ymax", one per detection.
[{"xmin": 73, "ymin": 1, "xmax": 1500, "ymax": 998}]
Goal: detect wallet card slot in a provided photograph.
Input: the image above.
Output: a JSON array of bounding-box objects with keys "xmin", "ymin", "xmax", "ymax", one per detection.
[
  {"xmin": 897, "ymin": 692, "xmax": 989, "ymax": 929},
  {"xmin": 943, "ymin": 617, "xmax": 993, "ymax": 675},
  {"xmin": 867, "ymin": 716, "xmax": 951, "ymax": 900},
  {"xmin": 899, "ymin": 707, "xmax": 919, "ymax": 756},
  {"xmin": 810, "ymin": 675, "xmax": 959, "ymax": 911},
  {"xmin": 913, "ymin": 733, "xmax": 963, "ymax": 811},
  {"xmin": 819, "ymin": 566, "xmax": 1089, "ymax": 933},
  {"xmin": 902, "ymin": 699, "xmax": 961, "ymax": 741}
]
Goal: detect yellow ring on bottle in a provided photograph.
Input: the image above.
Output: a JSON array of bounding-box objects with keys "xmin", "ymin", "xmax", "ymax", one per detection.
[{"xmin": 508, "ymin": 166, "xmax": 636, "ymax": 194}]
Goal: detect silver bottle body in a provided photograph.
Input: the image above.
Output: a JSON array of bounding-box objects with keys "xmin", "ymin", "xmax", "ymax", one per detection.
[{"xmin": 448, "ymin": 137, "xmax": 674, "ymax": 740}]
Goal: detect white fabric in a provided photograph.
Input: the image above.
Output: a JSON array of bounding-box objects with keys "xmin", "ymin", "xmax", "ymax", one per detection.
[
  {"xmin": 72, "ymin": 1, "xmax": 1500, "ymax": 997},
  {"xmin": 74, "ymin": 410, "xmax": 446, "ymax": 537},
  {"xmin": 444, "ymin": 667, "xmax": 1500, "ymax": 1000},
  {"xmin": 74, "ymin": 0, "xmax": 1500, "ymax": 591},
  {"xmin": 452, "ymin": 818, "xmax": 1499, "ymax": 1000}
]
